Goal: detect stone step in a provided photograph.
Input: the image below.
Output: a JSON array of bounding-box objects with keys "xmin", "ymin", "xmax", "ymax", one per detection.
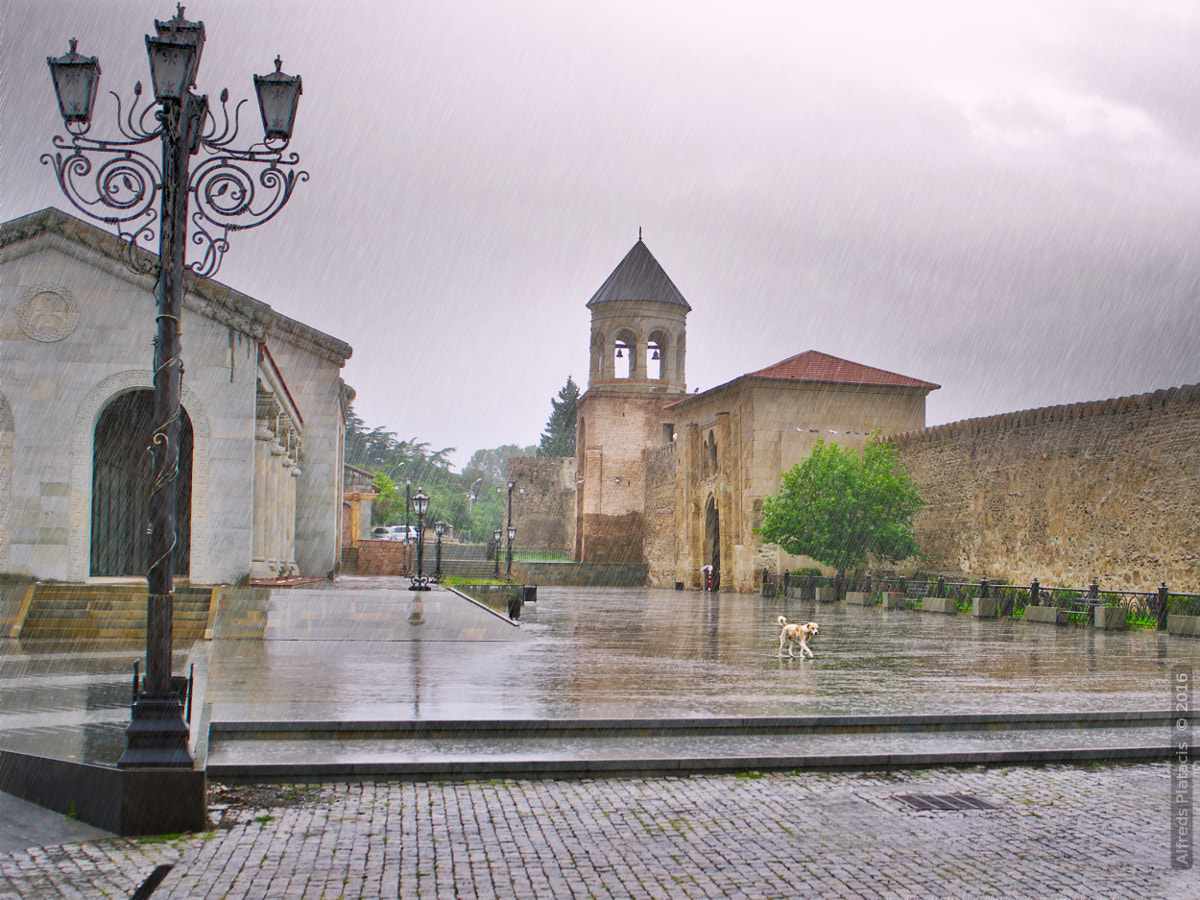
[
  {"xmin": 16, "ymin": 585, "xmax": 213, "ymax": 642},
  {"xmin": 436, "ymin": 561, "xmax": 505, "ymax": 579},
  {"xmin": 23, "ymin": 599, "xmax": 209, "ymax": 616},
  {"xmin": 435, "ymin": 544, "xmax": 489, "ymax": 561}
]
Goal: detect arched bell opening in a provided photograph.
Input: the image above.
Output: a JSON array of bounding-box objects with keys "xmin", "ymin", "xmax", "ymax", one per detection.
[
  {"xmin": 647, "ymin": 329, "xmax": 669, "ymax": 381},
  {"xmin": 613, "ymin": 328, "xmax": 637, "ymax": 380}
]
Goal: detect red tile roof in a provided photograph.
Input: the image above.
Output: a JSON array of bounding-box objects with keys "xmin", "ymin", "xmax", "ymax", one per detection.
[{"xmin": 747, "ymin": 350, "xmax": 939, "ymax": 390}]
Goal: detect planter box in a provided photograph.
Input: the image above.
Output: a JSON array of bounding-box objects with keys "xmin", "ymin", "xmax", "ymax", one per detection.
[
  {"xmin": 815, "ymin": 586, "xmax": 839, "ymax": 604},
  {"xmin": 884, "ymin": 591, "xmax": 906, "ymax": 610},
  {"xmin": 1168, "ymin": 614, "xmax": 1200, "ymax": 638},
  {"xmin": 922, "ymin": 597, "xmax": 957, "ymax": 615},
  {"xmin": 1026, "ymin": 605, "xmax": 1068, "ymax": 626},
  {"xmin": 972, "ymin": 597, "xmax": 998, "ymax": 619},
  {"xmin": 1093, "ymin": 606, "xmax": 1128, "ymax": 630},
  {"xmin": 845, "ymin": 591, "xmax": 873, "ymax": 607}
]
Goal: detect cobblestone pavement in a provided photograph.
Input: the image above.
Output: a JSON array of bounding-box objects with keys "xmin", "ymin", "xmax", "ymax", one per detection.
[{"xmin": 0, "ymin": 762, "xmax": 1194, "ymax": 899}]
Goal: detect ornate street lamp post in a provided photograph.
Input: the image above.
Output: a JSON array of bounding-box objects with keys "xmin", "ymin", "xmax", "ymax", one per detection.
[
  {"xmin": 434, "ymin": 521, "xmax": 447, "ymax": 581},
  {"xmin": 410, "ymin": 488, "xmax": 431, "ymax": 591},
  {"xmin": 493, "ymin": 528, "xmax": 502, "ymax": 576},
  {"xmin": 44, "ymin": 8, "xmax": 306, "ymax": 769}
]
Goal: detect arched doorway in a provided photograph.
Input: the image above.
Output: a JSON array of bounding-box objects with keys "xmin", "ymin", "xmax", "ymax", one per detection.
[
  {"xmin": 704, "ymin": 496, "xmax": 720, "ymax": 591},
  {"xmin": 91, "ymin": 390, "xmax": 192, "ymax": 577}
]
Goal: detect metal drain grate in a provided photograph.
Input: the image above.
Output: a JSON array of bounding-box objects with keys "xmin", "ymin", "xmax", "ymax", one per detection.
[{"xmin": 893, "ymin": 793, "xmax": 1001, "ymax": 811}]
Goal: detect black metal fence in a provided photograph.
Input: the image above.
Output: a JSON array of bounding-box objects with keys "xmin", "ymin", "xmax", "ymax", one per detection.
[{"xmin": 761, "ymin": 570, "xmax": 1200, "ymax": 629}]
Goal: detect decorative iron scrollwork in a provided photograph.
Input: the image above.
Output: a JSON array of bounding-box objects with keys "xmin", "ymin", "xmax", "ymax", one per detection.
[{"xmin": 41, "ymin": 84, "xmax": 306, "ymax": 279}]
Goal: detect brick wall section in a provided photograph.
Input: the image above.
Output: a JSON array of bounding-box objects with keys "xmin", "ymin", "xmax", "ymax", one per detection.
[
  {"xmin": 357, "ymin": 540, "xmax": 412, "ymax": 575},
  {"xmin": 506, "ymin": 457, "xmax": 576, "ymax": 557},
  {"xmin": 891, "ymin": 384, "xmax": 1200, "ymax": 592}
]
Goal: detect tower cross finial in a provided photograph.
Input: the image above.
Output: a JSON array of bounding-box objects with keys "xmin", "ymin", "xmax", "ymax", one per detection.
[{"xmin": 638, "ymin": 226, "xmax": 642, "ymax": 242}]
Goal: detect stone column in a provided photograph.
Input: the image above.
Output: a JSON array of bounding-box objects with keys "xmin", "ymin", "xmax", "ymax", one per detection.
[
  {"xmin": 278, "ymin": 450, "xmax": 294, "ymax": 576},
  {"xmin": 267, "ymin": 435, "xmax": 285, "ymax": 574},
  {"xmin": 250, "ymin": 422, "xmax": 274, "ymax": 579},
  {"xmin": 286, "ymin": 457, "xmax": 301, "ymax": 575}
]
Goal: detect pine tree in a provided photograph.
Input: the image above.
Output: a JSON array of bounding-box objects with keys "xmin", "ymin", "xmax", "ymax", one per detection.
[{"xmin": 537, "ymin": 376, "xmax": 580, "ymax": 457}]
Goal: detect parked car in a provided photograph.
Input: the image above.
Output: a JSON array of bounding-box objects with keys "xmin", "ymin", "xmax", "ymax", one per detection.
[{"xmin": 370, "ymin": 525, "xmax": 410, "ymax": 541}]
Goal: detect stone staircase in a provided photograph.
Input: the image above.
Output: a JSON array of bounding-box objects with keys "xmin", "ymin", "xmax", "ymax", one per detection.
[
  {"xmin": 13, "ymin": 583, "xmax": 214, "ymax": 643},
  {"xmin": 428, "ymin": 543, "xmax": 501, "ymax": 580}
]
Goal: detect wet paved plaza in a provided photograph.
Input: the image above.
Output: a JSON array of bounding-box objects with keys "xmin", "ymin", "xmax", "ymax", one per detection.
[
  {"xmin": 0, "ymin": 581, "xmax": 1197, "ymax": 897},
  {"xmin": 1, "ymin": 581, "xmax": 1197, "ymax": 768},
  {"xmin": 209, "ymin": 582, "xmax": 1195, "ymax": 722}
]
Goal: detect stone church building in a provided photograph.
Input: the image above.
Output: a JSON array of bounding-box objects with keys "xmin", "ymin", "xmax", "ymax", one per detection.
[
  {"xmin": 514, "ymin": 238, "xmax": 939, "ymax": 592},
  {"xmin": 0, "ymin": 208, "xmax": 352, "ymax": 585}
]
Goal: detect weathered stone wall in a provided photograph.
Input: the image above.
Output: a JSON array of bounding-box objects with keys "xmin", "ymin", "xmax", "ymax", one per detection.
[
  {"xmin": 892, "ymin": 384, "xmax": 1200, "ymax": 592},
  {"xmin": 506, "ymin": 456, "xmax": 575, "ymax": 557},
  {"xmin": 575, "ymin": 389, "xmax": 681, "ymax": 564},
  {"xmin": 643, "ymin": 443, "xmax": 678, "ymax": 587}
]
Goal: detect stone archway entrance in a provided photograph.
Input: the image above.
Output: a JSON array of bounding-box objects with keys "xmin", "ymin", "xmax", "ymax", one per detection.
[
  {"xmin": 704, "ymin": 496, "xmax": 720, "ymax": 590},
  {"xmin": 91, "ymin": 390, "xmax": 192, "ymax": 577}
]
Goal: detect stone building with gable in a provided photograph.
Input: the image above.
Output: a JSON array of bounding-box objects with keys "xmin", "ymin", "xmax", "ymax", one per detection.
[
  {"xmin": 0, "ymin": 208, "xmax": 352, "ymax": 585},
  {"xmin": 661, "ymin": 351, "xmax": 938, "ymax": 591},
  {"xmin": 518, "ymin": 237, "xmax": 939, "ymax": 592}
]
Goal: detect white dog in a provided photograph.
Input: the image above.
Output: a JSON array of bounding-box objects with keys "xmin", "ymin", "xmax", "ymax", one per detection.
[{"xmin": 777, "ymin": 615, "xmax": 819, "ymax": 658}]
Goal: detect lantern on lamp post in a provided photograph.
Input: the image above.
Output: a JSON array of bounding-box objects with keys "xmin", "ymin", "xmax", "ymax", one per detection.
[{"xmin": 43, "ymin": 7, "xmax": 308, "ymax": 770}]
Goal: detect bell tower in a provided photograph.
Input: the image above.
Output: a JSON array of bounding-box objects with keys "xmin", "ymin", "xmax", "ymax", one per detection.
[
  {"xmin": 574, "ymin": 236, "xmax": 690, "ymax": 565},
  {"xmin": 586, "ymin": 237, "xmax": 689, "ymax": 394}
]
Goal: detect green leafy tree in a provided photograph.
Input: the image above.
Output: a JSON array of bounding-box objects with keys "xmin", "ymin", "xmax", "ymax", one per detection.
[
  {"xmin": 757, "ymin": 436, "xmax": 925, "ymax": 576},
  {"xmin": 464, "ymin": 444, "xmax": 537, "ymax": 485},
  {"xmin": 371, "ymin": 472, "xmax": 401, "ymax": 525},
  {"xmin": 537, "ymin": 376, "xmax": 580, "ymax": 457}
]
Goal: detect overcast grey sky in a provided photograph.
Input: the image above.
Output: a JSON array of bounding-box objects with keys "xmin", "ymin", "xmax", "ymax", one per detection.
[{"xmin": 4, "ymin": 1, "xmax": 1198, "ymax": 468}]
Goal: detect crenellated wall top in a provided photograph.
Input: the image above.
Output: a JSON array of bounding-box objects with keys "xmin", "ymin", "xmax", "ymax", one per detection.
[{"xmin": 889, "ymin": 383, "xmax": 1200, "ymax": 447}]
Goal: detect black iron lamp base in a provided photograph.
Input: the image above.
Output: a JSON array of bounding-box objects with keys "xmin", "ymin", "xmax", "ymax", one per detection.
[{"xmin": 117, "ymin": 697, "xmax": 193, "ymax": 769}]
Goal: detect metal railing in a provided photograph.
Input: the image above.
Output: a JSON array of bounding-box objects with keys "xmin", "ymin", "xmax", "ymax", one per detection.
[{"xmin": 762, "ymin": 570, "xmax": 1200, "ymax": 630}]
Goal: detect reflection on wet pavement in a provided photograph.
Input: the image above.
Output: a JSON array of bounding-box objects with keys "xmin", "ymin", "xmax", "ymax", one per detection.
[{"xmin": 2, "ymin": 582, "xmax": 1197, "ymax": 767}]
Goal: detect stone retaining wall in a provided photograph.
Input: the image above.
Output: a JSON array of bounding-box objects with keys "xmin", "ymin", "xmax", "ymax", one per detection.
[
  {"xmin": 892, "ymin": 384, "xmax": 1200, "ymax": 592},
  {"xmin": 506, "ymin": 457, "xmax": 576, "ymax": 557},
  {"xmin": 512, "ymin": 561, "xmax": 647, "ymax": 587}
]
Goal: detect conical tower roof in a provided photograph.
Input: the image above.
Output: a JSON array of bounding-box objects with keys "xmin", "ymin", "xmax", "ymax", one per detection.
[{"xmin": 586, "ymin": 239, "xmax": 691, "ymax": 311}]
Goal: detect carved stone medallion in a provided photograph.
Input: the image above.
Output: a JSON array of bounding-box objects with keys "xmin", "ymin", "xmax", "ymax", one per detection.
[{"xmin": 19, "ymin": 285, "xmax": 79, "ymax": 342}]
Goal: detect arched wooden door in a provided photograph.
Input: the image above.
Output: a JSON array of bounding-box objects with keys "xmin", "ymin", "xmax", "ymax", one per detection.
[{"xmin": 91, "ymin": 390, "xmax": 192, "ymax": 577}]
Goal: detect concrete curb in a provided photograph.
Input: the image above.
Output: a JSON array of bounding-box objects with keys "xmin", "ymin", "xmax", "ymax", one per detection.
[
  {"xmin": 206, "ymin": 744, "xmax": 1197, "ymax": 783},
  {"xmin": 208, "ymin": 709, "xmax": 1179, "ymax": 739}
]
